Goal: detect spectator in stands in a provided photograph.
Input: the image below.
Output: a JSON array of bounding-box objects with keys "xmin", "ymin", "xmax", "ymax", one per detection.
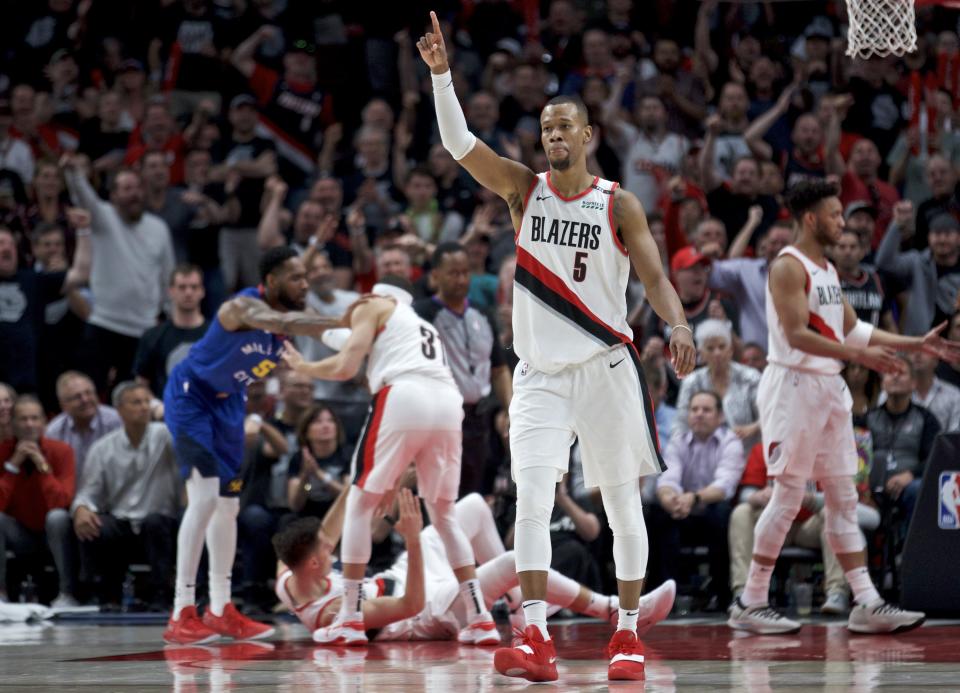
[
  {"xmin": 0, "ymin": 395, "xmax": 76, "ymax": 606},
  {"xmin": 232, "ymin": 27, "xmax": 334, "ymax": 188},
  {"xmin": 71, "ymin": 382, "xmax": 179, "ymax": 611},
  {"xmin": 888, "ymin": 121, "xmax": 960, "ymax": 210},
  {"xmin": 832, "ymin": 225, "xmax": 892, "ymax": 330},
  {"xmin": 635, "ymin": 37, "xmax": 707, "ymax": 139},
  {"xmin": 498, "ymin": 63, "xmax": 547, "ymax": 133},
  {"xmin": 0, "ymin": 217, "xmax": 91, "ymax": 396},
  {"xmin": 845, "ymin": 361, "xmax": 881, "ymax": 425},
  {"xmin": 414, "ymin": 242, "xmax": 512, "ymax": 497},
  {"xmin": 122, "ymin": 99, "xmax": 187, "ymax": 185},
  {"xmin": 647, "ymin": 247, "xmax": 738, "ymax": 341},
  {"xmin": 466, "ymin": 91, "xmax": 508, "ymax": 155},
  {"xmin": 142, "ymin": 150, "xmax": 201, "ymax": 264},
  {"xmin": 26, "ymin": 160, "xmax": 71, "ymax": 236},
  {"xmin": 286, "ymin": 404, "xmax": 349, "ymax": 520},
  {"xmin": 78, "ymin": 91, "xmax": 129, "ymax": 178},
  {"xmin": 868, "ymin": 364, "xmax": 941, "ymax": 530},
  {"xmin": 0, "ymin": 383, "xmax": 13, "ymax": 442},
  {"xmin": 133, "ymin": 265, "xmax": 209, "ymax": 403},
  {"xmin": 708, "ymin": 221, "xmax": 793, "ymax": 347},
  {"xmin": 63, "ymin": 154, "xmax": 176, "ymax": 393},
  {"xmin": 700, "ymin": 83, "xmax": 751, "ymax": 186},
  {"xmin": 603, "ymin": 87, "xmax": 689, "ymax": 212},
  {"xmin": 641, "ymin": 356, "xmax": 676, "ymax": 442},
  {"xmin": 903, "ymin": 351, "xmax": 960, "ymax": 433},
  {"xmin": 701, "ymin": 156, "xmax": 779, "ymax": 247},
  {"xmin": 560, "ymin": 27, "xmax": 618, "ymax": 96},
  {"xmin": 152, "ymin": 0, "xmax": 227, "ymax": 118},
  {"xmin": 911, "ymin": 154, "xmax": 960, "ymax": 251},
  {"xmin": 673, "ymin": 319, "xmax": 760, "ymax": 449},
  {"xmin": 691, "ymin": 217, "xmax": 728, "ymax": 259},
  {"xmin": 937, "ymin": 312, "xmax": 960, "ymax": 389},
  {"xmin": 46, "ymin": 371, "xmax": 122, "ymax": 478},
  {"xmin": 840, "ymin": 138, "xmax": 900, "ymax": 247},
  {"xmin": 211, "ymin": 94, "xmax": 277, "ymax": 292},
  {"xmin": 0, "ymin": 100, "xmax": 35, "ymax": 187},
  {"xmin": 727, "ymin": 441, "xmax": 879, "ymax": 614},
  {"xmin": 877, "ymin": 206, "xmax": 960, "ymax": 335},
  {"xmin": 403, "ymin": 166, "xmax": 464, "ymax": 246},
  {"xmin": 293, "ymin": 246, "xmax": 368, "ymax": 441},
  {"xmin": 652, "ymin": 391, "xmax": 745, "ymax": 607}
]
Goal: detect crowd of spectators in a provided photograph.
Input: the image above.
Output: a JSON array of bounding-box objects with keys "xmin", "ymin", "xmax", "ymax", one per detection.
[{"xmin": 2, "ymin": 0, "xmax": 960, "ymax": 615}]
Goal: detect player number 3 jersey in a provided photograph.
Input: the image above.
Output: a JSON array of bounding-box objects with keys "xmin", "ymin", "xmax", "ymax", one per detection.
[
  {"xmin": 514, "ymin": 172, "xmax": 633, "ymax": 373},
  {"xmin": 766, "ymin": 246, "xmax": 847, "ymax": 375}
]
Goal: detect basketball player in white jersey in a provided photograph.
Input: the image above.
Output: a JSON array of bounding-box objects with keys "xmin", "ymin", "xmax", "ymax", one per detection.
[
  {"xmin": 418, "ymin": 11, "xmax": 696, "ymax": 682},
  {"xmin": 272, "ymin": 487, "xmax": 677, "ymax": 642},
  {"xmin": 281, "ymin": 277, "xmax": 498, "ymax": 646},
  {"xmin": 729, "ymin": 179, "xmax": 960, "ymax": 635}
]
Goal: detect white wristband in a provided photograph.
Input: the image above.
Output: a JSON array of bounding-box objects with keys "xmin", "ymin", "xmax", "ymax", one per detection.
[
  {"xmin": 321, "ymin": 327, "xmax": 352, "ymax": 352},
  {"xmin": 845, "ymin": 319, "xmax": 874, "ymax": 350},
  {"xmin": 248, "ymin": 413, "xmax": 263, "ymax": 425},
  {"xmin": 4, "ymin": 462, "xmax": 19, "ymax": 474},
  {"xmin": 431, "ymin": 69, "xmax": 477, "ymax": 161}
]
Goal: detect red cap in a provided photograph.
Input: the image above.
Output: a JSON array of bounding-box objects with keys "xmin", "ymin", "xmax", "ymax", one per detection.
[{"xmin": 670, "ymin": 246, "xmax": 710, "ymax": 274}]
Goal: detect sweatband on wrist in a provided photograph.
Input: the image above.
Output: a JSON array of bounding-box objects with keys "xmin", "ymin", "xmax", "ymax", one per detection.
[
  {"xmin": 431, "ymin": 70, "xmax": 477, "ymax": 161},
  {"xmin": 845, "ymin": 319, "xmax": 874, "ymax": 349},
  {"xmin": 321, "ymin": 328, "xmax": 352, "ymax": 352}
]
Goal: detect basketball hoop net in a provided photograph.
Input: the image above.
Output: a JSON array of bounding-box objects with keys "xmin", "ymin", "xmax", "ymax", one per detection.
[{"xmin": 844, "ymin": 0, "xmax": 917, "ymax": 59}]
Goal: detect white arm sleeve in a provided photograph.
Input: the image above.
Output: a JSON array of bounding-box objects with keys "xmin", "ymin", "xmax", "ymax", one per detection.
[
  {"xmin": 844, "ymin": 319, "xmax": 874, "ymax": 349},
  {"xmin": 431, "ymin": 70, "xmax": 477, "ymax": 161}
]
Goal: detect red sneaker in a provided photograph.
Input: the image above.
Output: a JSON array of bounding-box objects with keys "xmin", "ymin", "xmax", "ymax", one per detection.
[
  {"xmin": 493, "ymin": 625, "xmax": 558, "ymax": 682},
  {"xmin": 202, "ymin": 603, "xmax": 275, "ymax": 641},
  {"xmin": 607, "ymin": 629, "xmax": 645, "ymax": 681},
  {"xmin": 163, "ymin": 606, "xmax": 220, "ymax": 645}
]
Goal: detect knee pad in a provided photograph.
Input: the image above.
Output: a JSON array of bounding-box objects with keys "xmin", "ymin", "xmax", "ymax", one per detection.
[
  {"xmin": 340, "ymin": 486, "xmax": 382, "ymax": 565},
  {"xmin": 424, "ymin": 497, "xmax": 475, "ymax": 569},
  {"xmin": 599, "ymin": 480, "xmax": 648, "ymax": 581},
  {"xmin": 821, "ymin": 476, "xmax": 864, "ymax": 554},
  {"xmin": 512, "ymin": 467, "xmax": 558, "ymax": 573},
  {"xmin": 753, "ymin": 474, "xmax": 806, "ymax": 559}
]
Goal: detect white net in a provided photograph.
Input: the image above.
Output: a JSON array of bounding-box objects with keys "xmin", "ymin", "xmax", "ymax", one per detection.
[{"xmin": 845, "ymin": 0, "xmax": 918, "ymax": 59}]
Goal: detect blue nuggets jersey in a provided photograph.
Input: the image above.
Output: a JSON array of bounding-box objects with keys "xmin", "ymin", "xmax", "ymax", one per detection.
[{"xmin": 183, "ymin": 286, "xmax": 287, "ymax": 393}]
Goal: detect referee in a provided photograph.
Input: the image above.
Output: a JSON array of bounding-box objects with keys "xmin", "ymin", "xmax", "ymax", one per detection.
[{"xmin": 414, "ymin": 242, "xmax": 512, "ymax": 497}]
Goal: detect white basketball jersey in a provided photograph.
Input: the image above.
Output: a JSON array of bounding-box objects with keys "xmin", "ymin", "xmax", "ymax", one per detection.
[
  {"xmin": 366, "ymin": 301, "xmax": 458, "ymax": 393},
  {"xmin": 514, "ymin": 172, "xmax": 632, "ymax": 373},
  {"xmin": 766, "ymin": 246, "xmax": 846, "ymax": 375},
  {"xmin": 276, "ymin": 570, "xmax": 378, "ymax": 631}
]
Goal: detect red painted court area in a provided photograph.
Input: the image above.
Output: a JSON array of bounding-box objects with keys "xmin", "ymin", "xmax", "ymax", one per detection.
[{"xmin": 76, "ymin": 621, "xmax": 960, "ymax": 665}]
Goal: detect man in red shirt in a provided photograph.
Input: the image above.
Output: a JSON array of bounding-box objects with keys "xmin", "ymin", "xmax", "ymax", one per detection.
[
  {"xmin": 0, "ymin": 395, "xmax": 77, "ymax": 606},
  {"xmin": 840, "ymin": 139, "xmax": 900, "ymax": 248}
]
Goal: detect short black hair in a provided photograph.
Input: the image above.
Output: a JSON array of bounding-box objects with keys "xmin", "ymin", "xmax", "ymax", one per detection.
[
  {"xmin": 259, "ymin": 245, "xmax": 299, "ymax": 283},
  {"xmin": 377, "ymin": 274, "xmax": 416, "ymax": 295},
  {"xmin": 272, "ymin": 516, "xmax": 322, "ymax": 569},
  {"xmin": 432, "ymin": 241, "xmax": 467, "ymax": 268},
  {"xmin": 543, "ymin": 95, "xmax": 589, "ymax": 125},
  {"xmin": 784, "ymin": 179, "xmax": 839, "ymax": 220},
  {"xmin": 691, "ymin": 389, "xmax": 723, "ymax": 413}
]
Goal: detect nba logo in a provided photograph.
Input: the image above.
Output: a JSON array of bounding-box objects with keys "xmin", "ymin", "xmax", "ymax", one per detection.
[
  {"xmin": 940, "ymin": 472, "xmax": 960, "ymax": 530},
  {"xmin": 520, "ymin": 361, "xmax": 529, "ymax": 377}
]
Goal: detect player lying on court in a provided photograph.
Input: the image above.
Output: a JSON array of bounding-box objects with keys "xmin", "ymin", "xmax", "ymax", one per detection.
[
  {"xmin": 729, "ymin": 179, "xmax": 960, "ymax": 636},
  {"xmin": 280, "ymin": 278, "xmax": 501, "ymax": 645},
  {"xmin": 272, "ymin": 486, "xmax": 677, "ymax": 643},
  {"xmin": 418, "ymin": 9, "xmax": 697, "ymax": 683}
]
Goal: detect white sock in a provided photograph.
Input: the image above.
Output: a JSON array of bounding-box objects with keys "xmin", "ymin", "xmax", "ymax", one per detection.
[
  {"xmin": 522, "ymin": 600, "xmax": 550, "ymax": 640},
  {"xmin": 845, "ymin": 567, "xmax": 881, "ymax": 606},
  {"xmin": 173, "ymin": 471, "xmax": 219, "ymax": 619},
  {"xmin": 206, "ymin": 497, "xmax": 239, "ymax": 617},
  {"xmin": 340, "ymin": 579, "xmax": 364, "ymax": 621},
  {"xmin": 459, "ymin": 578, "xmax": 489, "ymax": 621},
  {"xmin": 617, "ymin": 606, "xmax": 639, "ymax": 632},
  {"xmin": 583, "ymin": 591, "xmax": 615, "ymax": 620},
  {"xmin": 741, "ymin": 562, "xmax": 774, "ymax": 607}
]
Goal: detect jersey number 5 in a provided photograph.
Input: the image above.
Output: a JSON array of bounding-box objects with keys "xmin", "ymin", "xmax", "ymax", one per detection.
[
  {"xmin": 251, "ymin": 359, "xmax": 276, "ymax": 378},
  {"xmin": 572, "ymin": 251, "xmax": 588, "ymax": 282}
]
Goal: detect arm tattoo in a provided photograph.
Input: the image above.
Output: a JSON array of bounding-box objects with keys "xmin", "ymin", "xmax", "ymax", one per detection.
[{"xmin": 225, "ymin": 296, "xmax": 340, "ymax": 336}]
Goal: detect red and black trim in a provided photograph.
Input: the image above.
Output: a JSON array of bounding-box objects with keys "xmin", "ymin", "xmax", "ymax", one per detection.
[
  {"xmin": 807, "ymin": 313, "xmax": 841, "ymax": 343},
  {"xmin": 352, "ymin": 386, "xmax": 391, "ymax": 488},
  {"xmin": 545, "ymin": 172, "xmax": 599, "ymax": 201},
  {"xmin": 514, "ymin": 247, "xmax": 665, "ymax": 471}
]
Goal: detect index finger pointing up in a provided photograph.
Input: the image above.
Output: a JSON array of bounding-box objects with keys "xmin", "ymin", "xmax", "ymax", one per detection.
[{"xmin": 430, "ymin": 10, "xmax": 441, "ymax": 36}]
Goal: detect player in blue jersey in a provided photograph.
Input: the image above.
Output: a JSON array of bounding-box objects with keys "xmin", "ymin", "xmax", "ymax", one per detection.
[{"xmin": 163, "ymin": 246, "xmax": 346, "ymax": 645}]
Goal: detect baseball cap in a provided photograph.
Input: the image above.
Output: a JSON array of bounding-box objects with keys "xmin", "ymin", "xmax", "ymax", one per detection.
[
  {"xmin": 119, "ymin": 58, "xmax": 144, "ymax": 73},
  {"xmin": 804, "ymin": 16, "xmax": 833, "ymax": 40},
  {"xmin": 229, "ymin": 94, "xmax": 257, "ymax": 110},
  {"xmin": 929, "ymin": 213, "xmax": 960, "ymax": 233},
  {"xmin": 670, "ymin": 246, "xmax": 710, "ymax": 273},
  {"xmin": 843, "ymin": 201, "xmax": 877, "ymax": 221}
]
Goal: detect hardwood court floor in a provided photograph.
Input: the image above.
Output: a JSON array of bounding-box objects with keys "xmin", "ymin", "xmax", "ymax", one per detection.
[{"xmin": 2, "ymin": 617, "xmax": 958, "ymax": 691}]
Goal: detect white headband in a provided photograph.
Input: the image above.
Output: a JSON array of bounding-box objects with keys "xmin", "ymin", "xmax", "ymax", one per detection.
[{"xmin": 372, "ymin": 282, "xmax": 413, "ymax": 306}]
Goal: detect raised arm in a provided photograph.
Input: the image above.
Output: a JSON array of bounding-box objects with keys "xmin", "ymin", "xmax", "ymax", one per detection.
[
  {"xmin": 743, "ymin": 86, "xmax": 795, "ymax": 162},
  {"xmin": 281, "ymin": 299, "xmax": 387, "ymax": 380},
  {"xmin": 256, "ymin": 176, "xmax": 289, "ymax": 251},
  {"xmin": 418, "ymin": 11, "xmax": 535, "ymax": 214},
  {"xmin": 231, "ymin": 25, "xmax": 275, "ymax": 78},
  {"xmin": 217, "ymin": 295, "xmax": 341, "ymax": 337},
  {"xmin": 699, "ymin": 115, "xmax": 723, "ymax": 192},
  {"xmin": 63, "ymin": 207, "xmax": 92, "ymax": 292},
  {"xmin": 616, "ymin": 188, "xmax": 696, "ymax": 377}
]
